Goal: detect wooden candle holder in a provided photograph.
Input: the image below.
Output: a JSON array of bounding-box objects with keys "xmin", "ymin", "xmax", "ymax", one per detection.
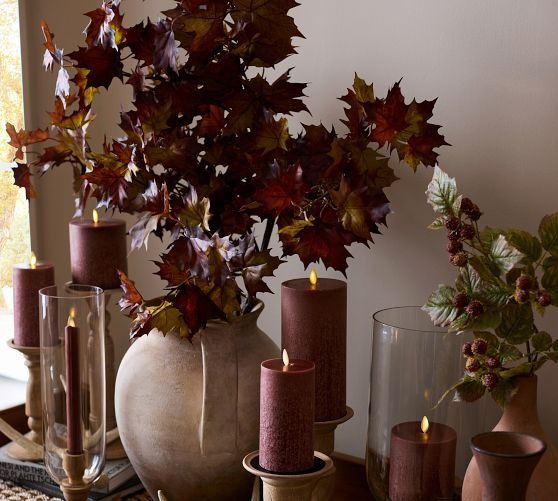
[
  {"xmin": 314, "ymin": 406, "xmax": 354, "ymax": 456},
  {"xmin": 6, "ymin": 340, "xmax": 43, "ymax": 461},
  {"xmin": 243, "ymin": 450, "xmax": 334, "ymax": 501},
  {"xmin": 60, "ymin": 451, "xmax": 91, "ymax": 501}
]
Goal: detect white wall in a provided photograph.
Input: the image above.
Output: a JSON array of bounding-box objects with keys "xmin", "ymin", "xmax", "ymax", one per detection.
[{"xmin": 20, "ymin": 0, "xmax": 558, "ymax": 458}]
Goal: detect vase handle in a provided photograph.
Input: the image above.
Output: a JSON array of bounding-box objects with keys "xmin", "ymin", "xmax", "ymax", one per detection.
[{"xmin": 199, "ymin": 327, "xmax": 239, "ymax": 455}]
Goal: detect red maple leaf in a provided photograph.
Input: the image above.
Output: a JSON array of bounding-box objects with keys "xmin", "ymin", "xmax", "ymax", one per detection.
[
  {"xmin": 69, "ymin": 45, "xmax": 123, "ymax": 89},
  {"xmin": 254, "ymin": 163, "xmax": 307, "ymax": 215},
  {"xmin": 118, "ymin": 270, "xmax": 143, "ymax": 311},
  {"xmin": 173, "ymin": 284, "xmax": 225, "ymax": 334},
  {"xmin": 12, "ymin": 163, "xmax": 36, "ymax": 199},
  {"xmin": 371, "ymin": 81, "xmax": 409, "ymax": 146}
]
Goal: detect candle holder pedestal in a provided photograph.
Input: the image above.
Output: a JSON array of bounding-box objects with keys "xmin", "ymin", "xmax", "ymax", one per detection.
[
  {"xmin": 243, "ymin": 451, "xmax": 334, "ymax": 501},
  {"xmin": 311, "ymin": 406, "xmax": 354, "ymax": 501},
  {"xmin": 6, "ymin": 340, "xmax": 42, "ymax": 461},
  {"xmin": 313, "ymin": 406, "xmax": 354, "ymax": 456},
  {"xmin": 60, "ymin": 451, "xmax": 91, "ymax": 501}
]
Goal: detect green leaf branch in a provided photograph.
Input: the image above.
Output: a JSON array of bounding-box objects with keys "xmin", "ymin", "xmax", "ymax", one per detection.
[{"xmin": 424, "ymin": 167, "xmax": 558, "ymax": 406}]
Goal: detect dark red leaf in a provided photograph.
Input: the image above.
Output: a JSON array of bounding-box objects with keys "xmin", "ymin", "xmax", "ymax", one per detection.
[
  {"xmin": 118, "ymin": 270, "xmax": 143, "ymax": 311},
  {"xmin": 174, "ymin": 284, "xmax": 225, "ymax": 334},
  {"xmin": 12, "ymin": 163, "xmax": 36, "ymax": 199},
  {"xmin": 371, "ymin": 82, "xmax": 409, "ymax": 146},
  {"xmin": 254, "ymin": 163, "xmax": 307, "ymax": 215},
  {"xmin": 69, "ymin": 45, "xmax": 123, "ymax": 89}
]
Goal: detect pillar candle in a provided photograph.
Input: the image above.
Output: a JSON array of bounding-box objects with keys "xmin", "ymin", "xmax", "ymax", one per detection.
[
  {"xmin": 12, "ymin": 254, "xmax": 55, "ymax": 346},
  {"xmin": 259, "ymin": 352, "xmax": 315, "ymax": 473},
  {"xmin": 65, "ymin": 310, "xmax": 82, "ymax": 455},
  {"xmin": 69, "ymin": 210, "xmax": 127, "ymax": 290},
  {"xmin": 389, "ymin": 419, "xmax": 457, "ymax": 501},
  {"xmin": 281, "ymin": 273, "xmax": 347, "ymax": 421}
]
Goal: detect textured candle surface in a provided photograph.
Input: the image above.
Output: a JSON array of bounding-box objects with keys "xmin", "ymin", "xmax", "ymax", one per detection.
[
  {"xmin": 65, "ymin": 324, "xmax": 83, "ymax": 455},
  {"xmin": 389, "ymin": 421, "xmax": 457, "ymax": 501},
  {"xmin": 69, "ymin": 219, "xmax": 127, "ymax": 290},
  {"xmin": 12, "ymin": 262, "xmax": 55, "ymax": 346},
  {"xmin": 259, "ymin": 358, "xmax": 315, "ymax": 473},
  {"xmin": 281, "ymin": 278, "xmax": 347, "ymax": 421}
]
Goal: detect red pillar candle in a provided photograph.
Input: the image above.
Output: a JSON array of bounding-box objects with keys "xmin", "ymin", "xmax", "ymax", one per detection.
[
  {"xmin": 259, "ymin": 350, "xmax": 315, "ymax": 473},
  {"xmin": 69, "ymin": 210, "xmax": 127, "ymax": 290},
  {"xmin": 65, "ymin": 309, "xmax": 83, "ymax": 455},
  {"xmin": 389, "ymin": 417, "xmax": 457, "ymax": 501},
  {"xmin": 12, "ymin": 253, "xmax": 55, "ymax": 346},
  {"xmin": 281, "ymin": 271, "xmax": 347, "ymax": 421}
]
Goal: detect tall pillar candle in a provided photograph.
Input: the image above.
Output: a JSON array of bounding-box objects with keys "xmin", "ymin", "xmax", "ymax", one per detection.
[
  {"xmin": 13, "ymin": 253, "xmax": 55, "ymax": 346},
  {"xmin": 389, "ymin": 418, "xmax": 456, "ymax": 501},
  {"xmin": 281, "ymin": 272, "xmax": 347, "ymax": 421},
  {"xmin": 69, "ymin": 210, "xmax": 127, "ymax": 290},
  {"xmin": 259, "ymin": 351, "xmax": 315, "ymax": 473},
  {"xmin": 65, "ymin": 309, "xmax": 83, "ymax": 455}
]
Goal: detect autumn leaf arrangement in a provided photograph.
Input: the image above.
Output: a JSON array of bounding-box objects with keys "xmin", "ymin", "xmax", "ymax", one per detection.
[
  {"xmin": 7, "ymin": 0, "xmax": 447, "ymax": 340},
  {"xmin": 423, "ymin": 167, "xmax": 558, "ymax": 406}
]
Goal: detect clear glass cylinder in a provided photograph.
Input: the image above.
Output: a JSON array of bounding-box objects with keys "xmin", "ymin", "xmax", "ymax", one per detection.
[
  {"xmin": 39, "ymin": 284, "xmax": 106, "ymax": 486},
  {"xmin": 366, "ymin": 306, "xmax": 497, "ymax": 500}
]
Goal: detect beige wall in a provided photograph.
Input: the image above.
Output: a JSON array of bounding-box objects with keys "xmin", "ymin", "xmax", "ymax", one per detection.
[{"xmin": 20, "ymin": 0, "xmax": 558, "ymax": 458}]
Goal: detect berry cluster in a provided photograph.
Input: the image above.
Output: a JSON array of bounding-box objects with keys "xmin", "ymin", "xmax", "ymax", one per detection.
[
  {"xmin": 514, "ymin": 273, "xmax": 552, "ymax": 308},
  {"xmin": 462, "ymin": 339, "xmax": 500, "ymax": 390},
  {"xmin": 444, "ymin": 198, "xmax": 482, "ymax": 269},
  {"xmin": 452, "ymin": 291, "xmax": 484, "ymax": 318}
]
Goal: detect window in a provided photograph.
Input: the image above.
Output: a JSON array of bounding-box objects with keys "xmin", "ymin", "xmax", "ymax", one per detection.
[{"xmin": 0, "ymin": 0, "xmax": 31, "ymax": 382}]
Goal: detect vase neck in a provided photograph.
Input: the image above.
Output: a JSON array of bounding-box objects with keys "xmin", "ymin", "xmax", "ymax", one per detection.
[{"xmin": 500, "ymin": 376, "xmax": 540, "ymax": 431}]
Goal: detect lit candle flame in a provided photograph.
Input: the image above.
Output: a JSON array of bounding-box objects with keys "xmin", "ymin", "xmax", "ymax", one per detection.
[
  {"xmin": 67, "ymin": 306, "xmax": 77, "ymax": 328},
  {"xmin": 29, "ymin": 252, "xmax": 37, "ymax": 269},
  {"xmin": 309, "ymin": 269, "xmax": 318, "ymax": 286},
  {"xmin": 92, "ymin": 209, "xmax": 99, "ymax": 225},
  {"xmin": 421, "ymin": 416, "xmax": 429, "ymax": 434},
  {"xmin": 282, "ymin": 349, "xmax": 290, "ymax": 370}
]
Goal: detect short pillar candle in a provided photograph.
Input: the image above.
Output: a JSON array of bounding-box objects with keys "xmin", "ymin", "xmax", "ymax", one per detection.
[
  {"xmin": 389, "ymin": 418, "xmax": 457, "ymax": 501},
  {"xmin": 69, "ymin": 210, "xmax": 127, "ymax": 290},
  {"xmin": 281, "ymin": 272, "xmax": 347, "ymax": 421},
  {"xmin": 13, "ymin": 253, "xmax": 55, "ymax": 346},
  {"xmin": 259, "ymin": 351, "xmax": 315, "ymax": 473}
]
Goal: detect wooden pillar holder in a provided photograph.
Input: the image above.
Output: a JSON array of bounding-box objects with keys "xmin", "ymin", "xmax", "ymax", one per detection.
[
  {"xmin": 314, "ymin": 406, "xmax": 354, "ymax": 456},
  {"xmin": 6, "ymin": 340, "xmax": 43, "ymax": 461},
  {"xmin": 60, "ymin": 451, "xmax": 91, "ymax": 501},
  {"xmin": 243, "ymin": 451, "xmax": 334, "ymax": 501}
]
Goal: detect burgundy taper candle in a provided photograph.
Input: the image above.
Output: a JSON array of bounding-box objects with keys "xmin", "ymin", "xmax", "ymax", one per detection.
[
  {"xmin": 281, "ymin": 274, "xmax": 347, "ymax": 421},
  {"xmin": 389, "ymin": 420, "xmax": 456, "ymax": 501},
  {"xmin": 65, "ymin": 312, "xmax": 82, "ymax": 454},
  {"xmin": 259, "ymin": 354, "xmax": 315, "ymax": 473},
  {"xmin": 69, "ymin": 211, "xmax": 127, "ymax": 290},
  {"xmin": 12, "ymin": 255, "xmax": 55, "ymax": 346}
]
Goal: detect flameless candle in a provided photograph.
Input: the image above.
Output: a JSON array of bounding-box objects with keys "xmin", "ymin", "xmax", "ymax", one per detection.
[
  {"xmin": 259, "ymin": 350, "xmax": 315, "ymax": 473},
  {"xmin": 65, "ymin": 307, "xmax": 82, "ymax": 455},
  {"xmin": 12, "ymin": 252, "xmax": 55, "ymax": 346},
  {"xmin": 281, "ymin": 271, "xmax": 347, "ymax": 421},
  {"xmin": 69, "ymin": 209, "xmax": 127, "ymax": 290},
  {"xmin": 389, "ymin": 417, "xmax": 457, "ymax": 501}
]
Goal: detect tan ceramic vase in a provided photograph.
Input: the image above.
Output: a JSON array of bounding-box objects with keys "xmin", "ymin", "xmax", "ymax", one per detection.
[
  {"xmin": 115, "ymin": 302, "xmax": 278, "ymax": 501},
  {"xmin": 462, "ymin": 375, "xmax": 558, "ymax": 500}
]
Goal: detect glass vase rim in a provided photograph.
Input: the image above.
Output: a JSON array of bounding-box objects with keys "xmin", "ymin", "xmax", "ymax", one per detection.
[
  {"xmin": 39, "ymin": 284, "xmax": 104, "ymax": 299},
  {"xmin": 372, "ymin": 306, "xmax": 447, "ymax": 333}
]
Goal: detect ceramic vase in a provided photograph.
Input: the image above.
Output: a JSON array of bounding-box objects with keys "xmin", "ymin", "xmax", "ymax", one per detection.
[
  {"xmin": 470, "ymin": 432, "xmax": 546, "ymax": 501},
  {"xmin": 115, "ymin": 302, "xmax": 278, "ymax": 501},
  {"xmin": 462, "ymin": 375, "xmax": 558, "ymax": 500}
]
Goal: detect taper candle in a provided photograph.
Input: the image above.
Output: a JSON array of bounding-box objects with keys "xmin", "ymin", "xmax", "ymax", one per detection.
[
  {"xmin": 259, "ymin": 350, "xmax": 315, "ymax": 473},
  {"xmin": 389, "ymin": 417, "xmax": 456, "ymax": 501},
  {"xmin": 281, "ymin": 271, "xmax": 347, "ymax": 421},
  {"xmin": 13, "ymin": 252, "xmax": 55, "ymax": 346},
  {"xmin": 65, "ymin": 308, "xmax": 82, "ymax": 455},
  {"xmin": 69, "ymin": 209, "xmax": 127, "ymax": 290}
]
